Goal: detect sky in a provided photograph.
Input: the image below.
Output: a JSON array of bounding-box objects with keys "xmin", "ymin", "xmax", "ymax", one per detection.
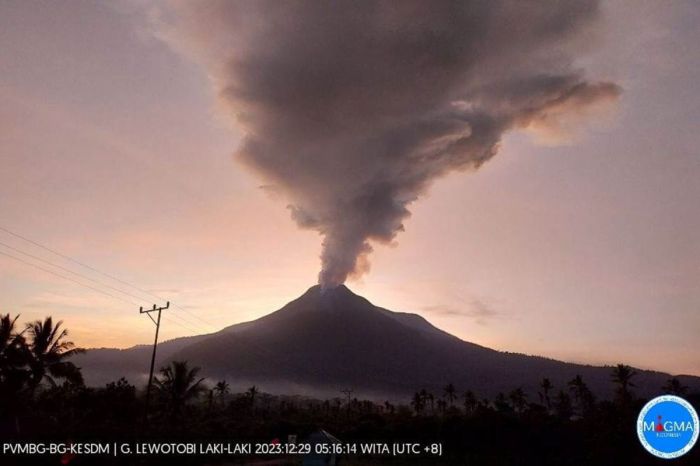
[{"xmin": 0, "ymin": 1, "xmax": 698, "ymax": 376}]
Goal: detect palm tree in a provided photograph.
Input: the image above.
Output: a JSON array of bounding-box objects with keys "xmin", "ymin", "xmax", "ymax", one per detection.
[
  {"xmin": 568, "ymin": 375, "xmax": 585, "ymax": 404},
  {"xmin": 246, "ymin": 385, "xmax": 259, "ymax": 408},
  {"xmin": 0, "ymin": 314, "xmax": 24, "ymax": 357},
  {"xmin": 443, "ymin": 383, "xmax": 457, "ymax": 407},
  {"xmin": 25, "ymin": 317, "xmax": 84, "ymax": 390},
  {"xmin": 214, "ymin": 380, "xmax": 230, "ymax": 405},
  {"xmin": 538, "ymin": 378, "xmax": 553, "ymax": 410},
  {"xmin": 463, "ymin": 390, "xmax": 477, "ymax": 415},
  {"xmin": 568, "ymin": 375, "xmax": 595, "ymax": 415},
  {"xmin": 426, "ymin": 392, "xmax": 435, "ymax": 414},
  {"xmin": 383, "ymin": 401, "xmax": 395, "ymax": 415},
  {"xmin": 0, "ymin": 314, "xmax": 30, "ymax": 388},
  {"xmin": 411, "ymin": 391, "xmax": 425, "ymax": 414},
  {"xmin": 662, "ymin": 377, "xmax": 688, "ymax": 396},
  {"xmin": 611, "ymin": 364, "xmax": 637, "ymax": 403},
  {"xmin": 154, "ymin": 360, "xmax": 205, "ymax": 419},
  {"xmin": 494, "ymin": 392, "xmax": 510, "ymax": 412},
  {"xmin": 479, "ymin": 398, "xmax": 490, "ymax": 410},
  {"xmin": 553, "ymin": 390, "xmax": 573, "ymax": 420},
  {"xmin": 0, "ymin": 314, "xmax": 31, "ymax": 434},
  {"xmin": 509, "ymin": 387, "xmax": 527, "ymax": 413}
]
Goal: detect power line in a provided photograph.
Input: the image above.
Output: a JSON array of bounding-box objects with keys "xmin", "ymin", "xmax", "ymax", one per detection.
[
  {"xmin": 171, "ymin": 303, "xmax": 217, "ymax": 328},
  {"xmin": 0, "ymin": 240, "xmax": 153, "ymax": 306},
  {"xmin": 161, "ymin": 315, "xmax": 203, "ymax": 334},
  {"xmin": 0, "ymin": 240, "xmax": 212, "ymax": 333},
  {"xmin": 148, "ymin": 308, "xmax": 210, "ymax": 334},
  {"xmin": 0, "ymin": 249, "xmax": 209, "ymax": 335},
  {"xmin": 0, "ymin": 225, "xmax": 218, "ymax": 330},
  {"xmin": 1, "ymin": 231, "xmax": 277, "ymax": 376},
  {"xmin": 0, "ymin": 225, "xmax": 155, "ymax": 296},
  {"xmin": 0, "ymin": 250, "xmax": 136, "ymax": 306}
]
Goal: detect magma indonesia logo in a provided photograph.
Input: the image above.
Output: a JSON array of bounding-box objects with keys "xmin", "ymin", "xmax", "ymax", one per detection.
[{"xmin": 637, "ymin": 395, "xmax": 699, "ymax": 459}]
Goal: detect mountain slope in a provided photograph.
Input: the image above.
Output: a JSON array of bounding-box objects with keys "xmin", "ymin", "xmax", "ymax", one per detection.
[{"xmin": 74, "ymin": 285, "xmax": 700, "ymax": 400}]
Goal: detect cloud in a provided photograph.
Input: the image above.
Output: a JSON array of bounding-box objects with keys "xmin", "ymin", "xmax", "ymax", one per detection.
[
  {"xmin": 423, "ymin": 298, "xmax": 500, "ymax": 325},
  {"xmin": 157, "ymin": 0, "xmax": 621, "ymax": 288}
]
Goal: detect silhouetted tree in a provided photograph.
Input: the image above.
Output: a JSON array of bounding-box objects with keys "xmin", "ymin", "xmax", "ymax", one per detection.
[
  {"xmin": 611, "ymin": 364, "xmax": 637, "ymax": 404},
  {"xmin": 154, "ymin": 360, "xmax": 205, "ymax": 419},
  {"xmin": 662, "ymin": 377, "xmax": 688, "ymax": 396},
  {"xmin": 411, "ymin": 391, "xmax": 425, "ymax": 414},
  {"xmin": 553, "ymin": 390, "xmax": 573, "ymax": 420},
  {"xmin": 25, "ymin": 317, "xmax": 84, "ymax": 391},
  {"xmin": 383, "ymin": 400, "xmax": 395, "ymax": 415},
  {"xmin": 463, "ymin": 390, "xmax": 477, "ymax": 415},
  {"xmin": 422, "ymin": 389, "xmax": 434, "ymax": 414},
  {"xmin": 443, "ymin": 383, "xmax": 457, "ymax": 407},
  {"xmin": 101, "ymin": 377, "xmax": 138, "ymax": 425},
  {"xmin": 494, "ymin": 392, "xmax": 511, "ymax": 413},
  {"xmin": 538, "ymin": 378, "xmax": 553, "ymax": 411},
  {"xmin": 509, "ymin": 387, "xmax": 527, "ymax": 413},
  {"xmin": 246, "ymin": 385, "xmax": 259, "ymax": 408},
  {"xmin": 0, "ymin": 313, "xmax": 32, "ymax": 434},
  {"xmin": 104, "ymin": 377, "xmax": 135, "ymax": 399},
  {"xmin": 436, "ymin": 398, "xmax": 447, "ymax": 414},
  {"xmin": 0, "ymin": 314, "xmax": 30, "ymax": 392},
  {"xmin": 479, "ymin": 398, "xmax": 491, "ymax": 410},
  {"xmin": 214, "ymin": 380, "xmax": 230, "ymax": 405},
  {"xmin": 568, "ymin": 375, "xmax": 595, "ymax": 415}
]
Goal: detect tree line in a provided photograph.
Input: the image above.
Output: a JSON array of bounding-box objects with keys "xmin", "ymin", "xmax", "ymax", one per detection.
[
  {"xmin": 1, "ymin": 313, "xmax": 699, "ymax": 465},
  {"xmin": 409, "ymin": 365, "xmax": 689, "ymax": 418}
]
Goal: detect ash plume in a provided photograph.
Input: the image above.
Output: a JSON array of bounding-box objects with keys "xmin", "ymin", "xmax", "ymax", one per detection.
[{"xmin": 160, "ymin": 0, "xmax": 621, "ymax": 288}]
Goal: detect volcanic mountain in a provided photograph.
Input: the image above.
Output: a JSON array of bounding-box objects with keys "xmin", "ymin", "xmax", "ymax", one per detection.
[{"xmin": 74, "ymin": 285, "xmax": 699, "ymax": 400}]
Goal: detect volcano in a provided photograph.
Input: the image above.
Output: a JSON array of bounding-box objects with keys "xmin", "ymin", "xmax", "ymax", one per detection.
[{"xmin": 75, "ymin": 285, "xmax": 699, "ymax": 399}]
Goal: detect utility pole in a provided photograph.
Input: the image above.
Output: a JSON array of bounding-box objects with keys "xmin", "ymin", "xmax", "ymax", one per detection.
[{"xmin": 140, "ymin": 301, "xmax": 169, "ymax": 422}]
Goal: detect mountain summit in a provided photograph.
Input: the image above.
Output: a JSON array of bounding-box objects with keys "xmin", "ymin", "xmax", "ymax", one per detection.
[{"xmin": 74, "ymin": 285, "xmax": 699, "ymax": 399}]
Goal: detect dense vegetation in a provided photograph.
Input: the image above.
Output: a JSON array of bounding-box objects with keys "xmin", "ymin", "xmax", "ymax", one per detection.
[{"xmin": 1, "ymin": 313, "xmax": 698, "ymax": 465}]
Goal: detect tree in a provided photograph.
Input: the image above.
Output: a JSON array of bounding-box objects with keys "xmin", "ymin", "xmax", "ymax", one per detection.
[
  {"xmin": 436, "ymin": 398, "xmax": 447, "ymax": 414},
  {"xmin": 411, "ymin": 391, "xmax": 425, "ymax": 415},
  {"xmin": 611, "ymin": 364, "xmax": 637, "ymax": 403},
  {"xmin": 509, "ymin": 387, "xmax": 527, "ymax": 414},
  {"xmin": 662, "ymin": 377, "xmax": 688, "ymax": 396},
  {"xmin": 568, "ymin": 375, "xmax": 595, "ymax": 415},
  {"xmin": 494, "ymin": 392, "xmax": 511, "ymax": 413},
  {"xmin": 154, "ymin": 361, "xmax": 205, "ymax": 419},
  {"xmin": 463, "ymin": 390, "xmax": 477, "ymax": 415},
  {"xmin": 0, "ymin": 314, "xmax": 31, "ymax": 434},
  {"xmin": 443, "ymin": 383, "xmax": 457, "ymax": 407},
  {"xmin": 104, "ymin": 377, "xmax": 136, "ymax": 400},
  {"xmin": 0, "ymin": 314, "xmax": 30, "ymax": 392},
  {"xmin": 101, "ymin": 378, "xmax": 138, "ymax": 424},
  {"xmin": 383, "ymin": 401, "xmax": 395, "ymax": 415},
  {"xmin": 246, "ymin": 385, "xmax": 259, "ymax": 408},
  {"xmin": 538, "ymin": 378, "xmax": 553, "ymax": 411},
  {"xmin": 421, "ymin": 389, "xmax": 433, "ymax": 414},
  {"xmin": 25, "ymin": 317, "xmax": 84, "ymax": 390},
  {"xmin": 553, "ymin": 390, "xmax": 573, "ymax": 420},
  {"xmin": 214, "ymin": 380, "xmax": 230, "ymax": 405}
]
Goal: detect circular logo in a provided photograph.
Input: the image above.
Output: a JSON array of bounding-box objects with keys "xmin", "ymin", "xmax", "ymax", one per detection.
[{"xmin": 637, "ymin": 395, "xmax": 699, "ymax": 459}]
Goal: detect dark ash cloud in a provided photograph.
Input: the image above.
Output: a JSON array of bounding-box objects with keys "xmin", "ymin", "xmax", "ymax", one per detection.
[{"xmin": 162, "ymin": 0, "xmax": 620, "ymax": 288}]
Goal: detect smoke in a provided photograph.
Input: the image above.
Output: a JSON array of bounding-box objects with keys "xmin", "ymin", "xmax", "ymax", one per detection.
[{"xmin": 159, "ymin": 0, "xmax": 620, "ymax": 288}]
